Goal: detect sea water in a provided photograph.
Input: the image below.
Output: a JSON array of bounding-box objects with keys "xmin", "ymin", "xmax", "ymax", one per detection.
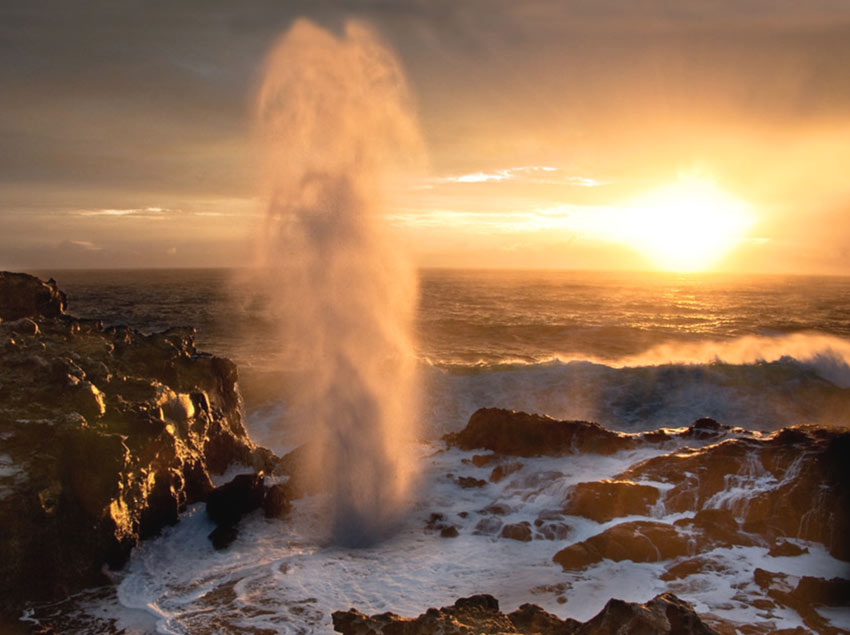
[{"xmin": 26, "ymin": 267, "xmax": 850, "ymax": 633}]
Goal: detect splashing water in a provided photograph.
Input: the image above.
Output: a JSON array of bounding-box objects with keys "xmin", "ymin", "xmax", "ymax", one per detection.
[{"xmin": 254, "ymin": 19, "xmax": 423, "ymax": 546}]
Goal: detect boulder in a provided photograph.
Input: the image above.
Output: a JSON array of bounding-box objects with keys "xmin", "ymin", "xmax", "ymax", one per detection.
[{"xmin": 0, "ymin": 272, "xmax": 275, "ymax": 617}]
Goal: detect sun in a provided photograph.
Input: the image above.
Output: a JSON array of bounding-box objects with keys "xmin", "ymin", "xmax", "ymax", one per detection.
[{"xmin": 612, "ymin": 177, "xmax": 754, "ymax": 272}]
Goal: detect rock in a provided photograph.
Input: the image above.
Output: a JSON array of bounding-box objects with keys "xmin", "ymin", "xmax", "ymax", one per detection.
[
  {"xmin": 208, "ymin": 524, "xmax": 240, "ymax": 551},
  {"xmin": 444, "ymin": 408, "xmax": 636, "ymax": 457},
  {"xmin": 4, "ymin": 318, "xmax": 39, "ymax": 335},
  {"xmin": 554, "ymin": 521, "xmax": 692, "ymax": 570},
  {"xmin": 489, "ymin": 461, "xmax": 523, "ymax": 483},
  {"xmin": 501, "ymin": 521, "xmax": 533, "ymax": 542},
  {"xmin": 206, "ymin": 472, "xmax": 266, "ymax": 528},
  {"xmin": 578, "ymin": 592, "xmax": 717, "ymax": 634},
  {"xmin": 263, "ymin": 482, "xmax": 294, "ymax": 519},
  {"xmin": 474, "ymin": 517, "xmax": 503, "ymax": 535},
  {"xmin": 0, "ymin": 272, "xmax": 66, "ymax": 320},
  {"xmin": 535, "ymin": 521, "xmax": 571, "ymax": 541},
  {"xmin": 456, "ymin": 475, "xmax": 487, "ymax": 488},
  {"xmin": 0, "ymin": 272, "xmax": 275, "ymax": 618},
  {"xmin": 753, "ymin": 569, "xmax": 850, "ymax": 633},
  {"xmin": 563, "ymin": 480, "xmax": 660, "ymax": 522},
  {"xmin": 768, "ymin": 540, "xmax": 809, "ymax": 557},
  {"xmin": 332, "ymin": 592, "xmax": 717, "ymax": 634},
  {"xmin": 617, "ymin": 425, "xmax": 850, "ymax": 560},
  {"xmin": 440, "ymin": 525, "xmax": 459, "ymax": 538}
]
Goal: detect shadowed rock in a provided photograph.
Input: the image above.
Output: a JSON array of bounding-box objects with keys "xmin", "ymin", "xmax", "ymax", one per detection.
[
  {"xmin": 563, "ymin": 480, "xmax": 660, "ymax": 523},
  {"xmin": 0, "ymin": 272, "xmax": 275, "ymax": 617},
  {"xmin": 332, "ymin": 592, "xmax": 717, "ymax": 634}
]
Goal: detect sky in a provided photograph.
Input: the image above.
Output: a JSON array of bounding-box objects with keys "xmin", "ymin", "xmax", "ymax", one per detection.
[{"xmin": 2, "ymin": 0, "xmax": 850, "ymax": 273}]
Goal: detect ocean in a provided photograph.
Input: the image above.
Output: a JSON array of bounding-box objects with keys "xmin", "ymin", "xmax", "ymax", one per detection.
[{"xmin": 26, "ymin": 267, "xmax": 850, "ymax": 633}]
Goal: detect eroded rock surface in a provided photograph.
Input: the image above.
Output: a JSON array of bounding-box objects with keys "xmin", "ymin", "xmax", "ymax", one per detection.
[
  {"xmin": 332, "ymin": 592, "xmax": 717, "ymax": 634},
  {"xmin": 0, "ymin": 272, "xmax": 274, "ymax": 616}
]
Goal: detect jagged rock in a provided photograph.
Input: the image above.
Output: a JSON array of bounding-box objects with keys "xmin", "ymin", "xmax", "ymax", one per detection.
[
  {"xmin": 332, "ymin": 592, "xmax": 717, "ymax": 634},
  {"xmin": 578, "ymin": 592, "xmax": 717, "ymax": 634},
  {"xmin": 563, "ymin": 480, "xmax": 660, "ymax": 523},
  {"xmin": 263, "ymin": 482, "xmax": 294, "ymax": 519},
  {"xmin": 617, "ymin": 425, "xmax": 850, "ymax": 560},
  {"xmin": 444, "ymin": 408, "xmax": 637, "ymax": 457},
  {"xmin": 753, "ymin": 568, "xmax": 850, "ymax": 633},
  {"xmin": 206, "ymin": 472, "xmax": 266, "ymax": 528},
  {"xmin": 0, "ymin": 272, "xmax": 66, "ymax": 320},
  {"xmin": 0, "ymin": 272, "xmax": 275, "ymax": 617}
]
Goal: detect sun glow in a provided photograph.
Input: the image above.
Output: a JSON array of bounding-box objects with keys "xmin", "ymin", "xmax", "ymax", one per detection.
[{"xmin": 567, "ymin": 177, "xmax": 754, "ymax": 272}]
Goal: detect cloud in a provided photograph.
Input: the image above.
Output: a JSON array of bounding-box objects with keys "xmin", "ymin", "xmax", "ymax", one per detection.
[{"xmin": 439, "ymin": 166, "xmax": 607, "ymax": 187}]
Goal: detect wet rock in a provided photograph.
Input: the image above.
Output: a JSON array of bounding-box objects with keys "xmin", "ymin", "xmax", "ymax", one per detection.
[
  {"xmin": 444, "ymin": 408, "xmax": 636, "ymax": 457},
  {"xmin": 554, "ymin": 521, "xmax": 691, "ymax": 570},
  {"xmin": 263, "ymin": 482, "xmax": 294, "ymax": 519},
  {"xmin": 456, "ymin": 475, "xmax": 487, "ymax": 488},
  {"xmin": 208, "ymin": 524, "xmax": 240, "ymax": 551},
  {"xmin": 535, "ymin": 521, "xmax": 571, "ymax": 541},
  {"xmin": 580, "ymin": 592, "xmax": 717, "ymax": 634},
  {"xmin": 440, "ymin": 525, "xmax": 459, "ymax": 538},
  {"xmin": 501, "ymin": 521, "xmax": 533, "ymax": 542},
  {"xmin": 618, "ymin": 425, "xmax": 850, "ymax": 560},
  {"xmin": 0, "ymin": 272, "xmax": 274, "ymax": 617},
  {"xmin": 563, "ymin": 480, "xmax": 660, "ymax": 522},
  {"xmin": 768, "ymin": 540, "xmax": 809, "ymax": 557},
  {"xmin": 332, "ymin": 592, "xmax": 717, "ymax": 634},
  {"xmin": 4, "ymin": 318, "xmax": 39, "ymax": 336},
  {"xmin": 489, "ymin": 460, "xmax": 523, "ymax": 483},
  {"xmin": 206, "ymin": 472, "xmax": 266, "ymax": 528},
  {"xmin": 473, "ymin": 517, "xmax": 503, "ymax": 536}
]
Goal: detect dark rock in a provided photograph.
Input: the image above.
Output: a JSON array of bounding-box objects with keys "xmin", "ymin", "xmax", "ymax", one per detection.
[
  {"xmin": 444, "ymin": 408, "xmax": 636, "ymax": 457},
  {"xmin": 0, "ymin": 273, "xmax": 274, "ymax": 618},
  {"xmin": 470, "ymin": 453, "xmax": 498, "ymax": 467},
  {"xmin": 208, "ymin": 524, "xmax": 240, "ymax": 550},
  {"xmin": 508, "ymin": 603, "xmax": 581, "ymax": 634},
  {"xmin": 563, "ymin": 480, "xmax": 660, "ymax": 522},
  {"xmin": 578, "ymin": 592, "xmax": 717, "ymax": 634},
  {"xmin": 501, "ymin": 521, "xmax": 533, "ymax": 542},
  {"xmin": 206, "ymin": 472, "xmax": 266, "ymax": 528},
  {"xmin": 0, "ymin": 272, "xmax": 66, "ymax": 320},
  {"xmin": 263, "ymin": 482, "xmax": 294, "ymax": 519},
  {"xmin": 332, "ymin": 592, "xmax": 717, "ymax": 634},
  {"xmin": 440, "ymin": 525, "xmax": 459, "ymax": 538},
  {"xmin": 456, "ymin": 475, "xmax": 487, "ymax": 488},
  {"xmin": 489, "ymin": 461, "xmax": 523, "ymax": 483}
]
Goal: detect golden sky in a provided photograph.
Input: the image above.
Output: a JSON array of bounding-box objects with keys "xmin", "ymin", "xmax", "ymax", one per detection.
[{"xmin": 1, "ymin": 1, "xmax": 849, "ymax": 273}]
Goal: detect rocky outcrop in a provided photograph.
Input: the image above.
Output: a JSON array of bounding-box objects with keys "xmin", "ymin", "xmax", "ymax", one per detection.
[
  {"xmin": 0, "ymin": 272, "xmax": 66, "ymax": 321},
  {"xmin": 332, "ymin": 592, "xmax": 717, "ymax": 634},
  {"xmin": 444, "ymin": 408, "xmax": 637, "ymax": 456},
  {"xmin": 0, "ymin": 272, "xmax": 274, "ymax": 617},
  {"xmin": 617, "ymin": 425, "xmax": 850, "ymax": 560}
]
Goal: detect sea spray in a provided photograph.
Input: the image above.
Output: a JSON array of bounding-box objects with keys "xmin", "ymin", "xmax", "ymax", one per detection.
[{"xmin": 253, "ymin": 19, "xmax": 423, "ymax": 546}]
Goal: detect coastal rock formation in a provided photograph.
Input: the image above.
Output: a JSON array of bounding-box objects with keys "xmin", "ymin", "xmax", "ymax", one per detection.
[
  {"xmin": 0, "ymin": 272, "xmax": 274, "ymax": 616},
  {"xmin": 332, "ymin": 592, "xmax": 717, "ymax": 634},
  {"xmin": 443, "ymin": 407, "xmax": 636, "ymax": 456}
]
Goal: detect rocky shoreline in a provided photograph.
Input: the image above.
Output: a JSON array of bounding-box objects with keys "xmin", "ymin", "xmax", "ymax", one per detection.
[
  {"xmin": 0, "ymin": 272, "xmax": 276, "ymax": 619},
  {"xmin": 2, "ymin": 272, "xmax": 849, "ymax": 633}
]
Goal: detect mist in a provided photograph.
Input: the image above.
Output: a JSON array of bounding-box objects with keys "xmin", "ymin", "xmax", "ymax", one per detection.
[{"xmin": 252, "ymin": 19, "xmax": 424, "ymax": 546}]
